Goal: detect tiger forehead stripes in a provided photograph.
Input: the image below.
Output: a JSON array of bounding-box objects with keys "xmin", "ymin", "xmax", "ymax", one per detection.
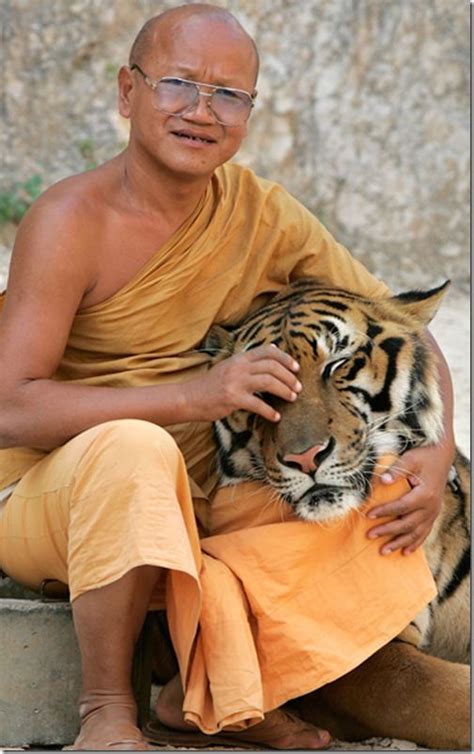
[{"xmin": 204, "ymin": 278, "xmax": 449, "ymax": 522}]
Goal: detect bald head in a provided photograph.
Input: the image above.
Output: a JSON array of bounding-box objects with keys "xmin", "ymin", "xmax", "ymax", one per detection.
[{"xmin": 129, "ymin": 3, "xmax": 259, "ymax": 84}]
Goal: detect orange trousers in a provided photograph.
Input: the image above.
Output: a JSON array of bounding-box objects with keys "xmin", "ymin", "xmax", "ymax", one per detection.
[{"xmin": 0, "ymin": 419, "xmax": 437, "ymax": 734}]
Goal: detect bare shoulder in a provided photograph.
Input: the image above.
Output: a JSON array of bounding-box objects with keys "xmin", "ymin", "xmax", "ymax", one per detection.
[
  {"xmin": 9, "ymin": 162, "xmax": 117, "ymax": 300},
  {"xmin": 0, "ymin": 163, "xmax": 119, "ymax": 380},
  {"xmin": 15, "ymin": 166, "xmax": 107, "ymax": 256}
]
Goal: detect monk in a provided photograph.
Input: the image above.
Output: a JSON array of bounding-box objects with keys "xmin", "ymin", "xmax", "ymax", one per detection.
[{"xmin": 0, "ymin": 4, "xmax": 455, "ymax": 751}]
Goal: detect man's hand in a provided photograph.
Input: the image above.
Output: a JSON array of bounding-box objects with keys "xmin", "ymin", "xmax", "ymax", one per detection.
[
  {"xmin": 366, "ymin": 443, "xmax": 455, "ymax": 555},
  {"xmin": 183, "ymin": 344, "xmax": 302, "ymax": 423}
]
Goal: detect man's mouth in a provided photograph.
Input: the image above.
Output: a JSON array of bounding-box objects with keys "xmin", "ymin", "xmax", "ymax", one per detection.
[{"xmin": 171, "ymin": 130, "xmax": 216, "ymax": 144}]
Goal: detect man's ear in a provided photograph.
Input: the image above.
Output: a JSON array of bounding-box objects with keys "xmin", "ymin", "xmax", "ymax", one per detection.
[{"xmin": 118, "ymin": 66, "xmax": 134, "ymax": 119}]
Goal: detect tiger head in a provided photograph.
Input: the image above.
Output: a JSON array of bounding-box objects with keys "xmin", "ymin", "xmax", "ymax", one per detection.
[{"xmin": 204, "ymin": 279, "xmax": 449, "ymax": 522}]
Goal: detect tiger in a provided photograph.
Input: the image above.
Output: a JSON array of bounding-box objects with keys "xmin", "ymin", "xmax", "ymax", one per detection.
[{"xmin": 203, "ymin": 278, "xmax": 470, "ymax": 750}]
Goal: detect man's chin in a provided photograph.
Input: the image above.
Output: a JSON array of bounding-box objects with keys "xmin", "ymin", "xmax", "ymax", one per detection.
[{"xmin": 156, "ymin": 154, "xmax": 223, "ymax": 181}]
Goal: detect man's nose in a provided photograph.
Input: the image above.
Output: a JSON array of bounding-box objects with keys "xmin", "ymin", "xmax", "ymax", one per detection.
[{"xmin": 181, "ymin": 92, "xmax": 216, "ymax": 123}]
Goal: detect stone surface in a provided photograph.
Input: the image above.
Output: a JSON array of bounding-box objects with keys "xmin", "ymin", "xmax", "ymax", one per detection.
[
  {"xmin": 0, "ymin": 0, "xmax": 469, "ymax": 289},
  {"xmin": 0, "ymin": 576, "xmax": 38, "ymax": 600},
  {"xmin": 0, "ymin": 599, "xmax": 81, "ymax": 747}
]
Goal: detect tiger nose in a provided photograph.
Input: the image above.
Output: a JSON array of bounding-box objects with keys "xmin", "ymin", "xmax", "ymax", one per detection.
[{"xmin": 282, "ymin": 442, "xmax": 330, "ymax": 474}]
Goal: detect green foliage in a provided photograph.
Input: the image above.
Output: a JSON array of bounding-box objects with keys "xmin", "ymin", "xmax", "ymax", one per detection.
[
  {"xmin": 0, "ymin": 175, "xmax": 43, "ymax": 225},
  {"xmin": 77, "ymin": 138, "xmax": 98, "ymax": 170},
  {"xmin": 105, "ymin": 62, "xmax": 119, "ymax": 80},
  {"xmin": 78, "ymin": 138, "xmax": 95, "ymax": 159}
]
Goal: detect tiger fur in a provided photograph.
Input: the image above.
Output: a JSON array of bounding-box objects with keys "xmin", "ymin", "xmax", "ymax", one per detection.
[{"xmin": 203, "ymin": 278, "xmax": 470, "ymax": 749}]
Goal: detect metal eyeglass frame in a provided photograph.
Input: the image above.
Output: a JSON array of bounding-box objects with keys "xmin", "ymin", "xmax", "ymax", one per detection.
[{"xmin": 130, "ymin": 63, "xmax": 256, "ymax": 125}]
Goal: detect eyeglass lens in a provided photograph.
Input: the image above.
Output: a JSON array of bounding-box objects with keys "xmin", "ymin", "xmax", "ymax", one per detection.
[{"xmin": 154, "ymin": 79, "xmax": 252, "ymax": 125}]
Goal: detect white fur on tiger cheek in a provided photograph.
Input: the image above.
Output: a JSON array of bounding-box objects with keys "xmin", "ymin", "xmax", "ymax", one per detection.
[
  {"xmin": 215, "ymin": 419, "xmax": 263, "ymax": 485},
  {"xmin": 371, "ymin": 429, "xmax": 399, "ymax": 457},
  {"xmin": 214, "ymin": 420, "xmax": 233, "ymax": 455},
  {"xmin": 423, "ymin": 384, "xmax": 444, "ymax": 443},
  {"xmin": 214, "ymin": 421, "xmax": 244, "ymax": 485},
  {"xmin": 389, "ymin": 365, "xmax": 411, "ymax": 415}
]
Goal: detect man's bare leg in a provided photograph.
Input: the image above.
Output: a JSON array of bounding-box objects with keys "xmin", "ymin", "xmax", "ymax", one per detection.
[
  {"xmin": 70, "ymin": 565, "xmax": 159, "ymax": 751},
  {"xmin": 156, "ymin": 673, "xmax": 332, "ymax": 750},
  {"xmin": 70, "ymin": 561, "xmax": 330, "ymax": 751}
]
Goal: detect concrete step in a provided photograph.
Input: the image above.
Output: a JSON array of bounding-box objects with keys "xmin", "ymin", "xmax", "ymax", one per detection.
[
  {"xmin": 1, "ymin": 575, "xmax": 154, "ymax": 747},
  {"xmin": 0, "ymin": 597, "xmax": 81, "ymax": 746}
]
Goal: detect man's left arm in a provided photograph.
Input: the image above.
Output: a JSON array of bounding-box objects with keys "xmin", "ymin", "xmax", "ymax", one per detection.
[{"xmin": 365, "ymin": 330, "xmax": 456, "ymax": 555}]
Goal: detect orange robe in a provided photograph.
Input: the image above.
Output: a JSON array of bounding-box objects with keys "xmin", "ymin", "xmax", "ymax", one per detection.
[{"xmin": 0, "ymin": 162, "xmax": 435, "ymax": 734}]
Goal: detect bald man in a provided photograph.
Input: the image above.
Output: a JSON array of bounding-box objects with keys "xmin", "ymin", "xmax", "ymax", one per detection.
[{"xmin": 0, "ymin": 3, "xmax": 455, "ymax": 750}]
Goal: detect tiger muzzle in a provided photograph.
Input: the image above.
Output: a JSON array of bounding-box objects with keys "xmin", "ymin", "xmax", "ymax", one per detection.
[{"xmin": 281, "ymin": 437, "xmax": 335, "ymax": 474}]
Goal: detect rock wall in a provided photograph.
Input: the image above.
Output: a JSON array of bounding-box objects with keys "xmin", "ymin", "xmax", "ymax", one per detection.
[{"xmin": 0, "ymin": 0, "xmax": 469, "ymax": 289}]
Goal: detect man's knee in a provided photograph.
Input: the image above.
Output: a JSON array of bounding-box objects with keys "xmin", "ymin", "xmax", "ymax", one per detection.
[{"xmin": 77, "ymin": 419, "xmax": 182, "ymax": 472}]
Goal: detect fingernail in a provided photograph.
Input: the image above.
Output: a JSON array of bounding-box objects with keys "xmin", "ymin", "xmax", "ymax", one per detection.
[
  {"xmin": 367, "ymin": 511, "xmax": 377, "ymax": 519},
  {"xmin": 290, "ymin": 392, "xmax": 297, "ymax": 401},
  {"xmin": 367, "ymin": 531, "xmax": 378, "ymax": 539},
  {"xmin": 292, "ymin": 360, "xmax": 299, "ymax": 371},
  {"xmin": 295, "ymin": 381, "xmax": 303, "ymax": 392},
  {"xmin": 381, "ymin": 472, "xmax": 393, "ymax": 483},
  {"xmin": 273, "ymin": 412, "xmax": 281, "ymax": 421},
  {"xmin": 381, "ymin": 546, "xmax": 392, "ymax": 555}
]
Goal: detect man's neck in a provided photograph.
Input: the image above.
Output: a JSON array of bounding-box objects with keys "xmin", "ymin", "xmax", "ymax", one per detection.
[{"xmin": 117, "ymin": 146, "xmax": 213, "ymax": 224}]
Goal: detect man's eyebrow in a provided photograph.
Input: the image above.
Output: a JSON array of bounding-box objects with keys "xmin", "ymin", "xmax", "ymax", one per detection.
[{"xmin": 159, "ymin": 64, "xmax": 243, "ymax": 88}]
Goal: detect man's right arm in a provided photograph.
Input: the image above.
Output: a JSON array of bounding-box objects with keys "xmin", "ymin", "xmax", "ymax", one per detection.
[{"xmin": 0, "ymin": 193, "xmax": 301, "ymax": 450}]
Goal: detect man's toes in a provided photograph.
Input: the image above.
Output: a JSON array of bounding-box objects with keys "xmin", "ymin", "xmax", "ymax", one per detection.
[{"xmin": 277, "ymin": 723, "xmax": 331, "ymax": 750}]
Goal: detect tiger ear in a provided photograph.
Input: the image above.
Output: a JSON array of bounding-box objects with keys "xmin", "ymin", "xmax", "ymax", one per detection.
[
  {"xmin": 389, "ymin": 280, "xmax": 450, "ymax": 327},
  {"xmin": 201, "ymin": 324, "xmax": 236, "ymax": 361}
]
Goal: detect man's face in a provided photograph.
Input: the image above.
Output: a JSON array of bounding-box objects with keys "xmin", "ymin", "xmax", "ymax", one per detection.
[{"xmin": 120, "ymin": 17, "xmax": 258, "ymax": 180}]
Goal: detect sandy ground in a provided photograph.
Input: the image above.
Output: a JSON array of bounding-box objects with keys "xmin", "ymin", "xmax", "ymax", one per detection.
[{"xmin": 0, "ymin": 247, "xmax": 470, "ymax": 751}]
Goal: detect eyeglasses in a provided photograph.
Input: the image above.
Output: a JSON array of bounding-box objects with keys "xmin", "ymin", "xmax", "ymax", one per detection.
[{"xmin": 130, "ymin": 64, "xmax": 255, "ymax": 126}]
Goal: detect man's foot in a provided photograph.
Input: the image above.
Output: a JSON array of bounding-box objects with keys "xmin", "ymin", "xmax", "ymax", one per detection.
[
  {"xmin": 155, "ymin": 674, "xmax": 331, "ymax": 750},
  {"xmin": 66, "ymin": 691, "xmax": 152, "ymax": 751},
  {"xmin": 234, "ymin": 710, "xmax": 331, "ymax": 749},
  {"xmin": 155, "ymin": 673, "xmax": 188, "ymax": 730}
]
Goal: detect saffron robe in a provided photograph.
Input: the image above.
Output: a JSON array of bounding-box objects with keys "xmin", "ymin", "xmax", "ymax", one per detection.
[{"xmin": 0, "ymin": 162, "xmax": 436, "ymax": 734}]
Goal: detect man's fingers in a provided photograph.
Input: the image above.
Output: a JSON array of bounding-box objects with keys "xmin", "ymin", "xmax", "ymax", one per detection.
[
  {"xmin": 244, "ymin": 394, "xmax": 281, "ymax": 422},
  {"xmin": 250, "ymin": 373, "xmax": 300, "ymax": 403},
  {"xmin": 380, "ymin": 462, "xmax": 420, "ymax": 486},
  {"xmin": 367, "ymin": 508, "xmax": 431, "ymax": 554},
  {"xmin": 378, "ymin": 529, "xmax": 426, "ymax": 555},
  {"xmin": 247, "ymin": 344, "xmax": 299, "ymax": 372},
  {"xmin": 251, "ymin": 359, "xmax": 302, "ymax": 393},
  {"xmin": 367, "ymin": 511, "xmax": 423, "ymax": 541},
  {"xmin": 367, "ymin": 492, "xmax": 420, "ymax": 519}
]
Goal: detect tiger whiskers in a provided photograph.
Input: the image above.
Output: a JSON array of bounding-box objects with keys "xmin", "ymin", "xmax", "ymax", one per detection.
[
  {"xmin": 262, "ymin": 489, "xmax": 290, "ymax": 524},
  {"xmin": 367, "ymin": 395, "xmax": 428, "ymax": 428},
  {"xmin": 308, "ymin": 512, "xmax": 347, "ymax": 531},
  {"xmin": 239, "ymin": 482, "xmax": 290, "ymax": 525}
]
